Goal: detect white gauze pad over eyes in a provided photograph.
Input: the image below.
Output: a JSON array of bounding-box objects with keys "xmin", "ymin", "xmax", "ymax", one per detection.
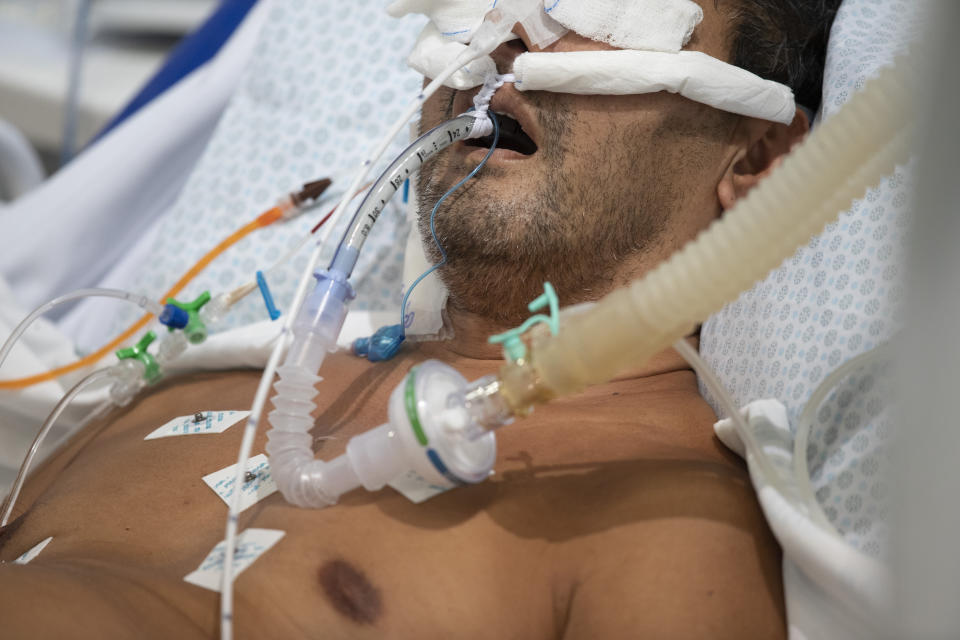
[
  {"xmin": 389, "ymin": 0, "xmax": 701, "ymax": 51},
  {"xmin": 406, "ymin": 22, "xmax": 500, "ymax": 90},
  {"xmin": 387, "ymin": 0, "xmax": 490, "ymax": 43},
  {"xmin": 390, "ymin": 0, "xmax": 796, "ymax": 125},
  {"xmin": 513, "ymin": 50, "xmax": 797, "ymax": 125},
  {"xmin": 544, "ymin": 0, "xmax": 702, "ymax": 52}
]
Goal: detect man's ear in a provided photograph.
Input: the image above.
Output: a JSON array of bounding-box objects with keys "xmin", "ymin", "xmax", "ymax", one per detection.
[{"xmin": 717, "ymin": 110, "xmax": 810, "ymax": 211}]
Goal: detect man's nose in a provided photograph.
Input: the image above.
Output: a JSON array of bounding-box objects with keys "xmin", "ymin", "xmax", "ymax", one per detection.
[
  {"xmin": 488, "ymin": 20, "xmax": 563, "ymax": 74},
  {"xmin": 488, "ymin": 31, "xmax": 528, "ymax": 75}
]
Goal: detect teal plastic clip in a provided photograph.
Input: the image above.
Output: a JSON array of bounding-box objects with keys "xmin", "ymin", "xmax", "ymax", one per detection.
[
  {"xmin": 488, "ymin": 282, "xmax": 559, "ymax": 362},
  {"xmin": 116, "ymin": 331, "xmax": 162, "ymax": 384}
]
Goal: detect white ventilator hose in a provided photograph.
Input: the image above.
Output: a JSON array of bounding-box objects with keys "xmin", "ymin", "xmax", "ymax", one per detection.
[
  {"xmin": 0, "ymin": 288, "xmax": 164, "ymax": 374},
  {"xmin": 218, "ymin": 6, "xmax": 527, "ymax": 634},
  {"xmin": 498, "ymin": 50, "xmax": 917, "ymax": 414},
  {"xmin": 0, "ymin": 367, "xmax": 114, "ymax": 527}
]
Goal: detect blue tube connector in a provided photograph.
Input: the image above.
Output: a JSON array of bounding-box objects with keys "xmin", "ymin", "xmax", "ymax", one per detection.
[
  {"xmin": 285, "ymin": 268, "xmax": 356, "ymax": 373},
  {"xmin": 159, "ymin": 304, "xmax": 189, "ymax": 330},
  {"xmin": 256, "ymin": 270, "xmax": 282, "ymax": 321},
  {"xmin": 352, "ymin": 324, "xmax": 406, "ymax": 362}
]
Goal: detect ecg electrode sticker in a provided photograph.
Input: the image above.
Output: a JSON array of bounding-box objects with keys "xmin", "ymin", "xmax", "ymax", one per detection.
[
  {"xmin": 202, "ymin": 454, "xmax": 278, "ymax": 512},
  {"xmin": 183, "ymin": 529, "xmax": 285, "ymax": 592},
  {"xmin": 13, "ymin": 536, "xmax": 53, "ymax": 565},
  {"xmin": 144, "ymin": 411, "xmax": 250, "ymax": 440}
]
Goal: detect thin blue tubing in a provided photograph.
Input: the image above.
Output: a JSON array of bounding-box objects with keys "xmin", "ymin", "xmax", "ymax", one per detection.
[{"xmin": 400, "ymin": 112, "xmax": 500, "ymax": 331}]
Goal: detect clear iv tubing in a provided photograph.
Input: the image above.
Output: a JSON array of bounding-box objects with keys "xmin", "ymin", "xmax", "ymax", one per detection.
[
  {"xmin": 219, "ymin": 8, "xmax": 521, "ymax": 634},
  {"xmin": 495, "ymin": 52, "xmax": 916, "ymax": 417},
  {"xmin": 0, "ymin": 201, "xmax": 292, "ymax": 390},
  {"xmin": 672, "ymin": 339, "xmax": 787, "ymax": 501},
  {"xmin": 793, "ymin": 343, "xmax": 892, "ymax": 533},
  {"xmin": 0, "ymin": 288, "xmax": 164, "ymax": 378},
  {"xmin": 0, "ymin": 367, "xmax": 113, "ymax": 527},
  {"xmin": 401, "ymin": 112, "xmax": 500, "ymax": 328}
]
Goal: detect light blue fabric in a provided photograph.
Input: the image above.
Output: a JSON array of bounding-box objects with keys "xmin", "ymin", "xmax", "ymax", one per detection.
[
  {"xmin": 700, "ymin": 0, "xmax": 926, "ymax": 557},
  {"xmin": 105, "ymin": 0, "xmax": 426, "ymax": 337}
]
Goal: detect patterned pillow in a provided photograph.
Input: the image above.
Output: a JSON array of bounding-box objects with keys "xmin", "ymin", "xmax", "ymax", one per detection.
[{"xmin": 699, "ymin": 0, "xmax": 925, "ymax": 556}]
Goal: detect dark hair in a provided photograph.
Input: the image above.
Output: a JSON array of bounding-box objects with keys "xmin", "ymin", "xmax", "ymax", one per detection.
[{"xmin": 725, "ymin": 0, "xmax": 842, "ymax": 112}]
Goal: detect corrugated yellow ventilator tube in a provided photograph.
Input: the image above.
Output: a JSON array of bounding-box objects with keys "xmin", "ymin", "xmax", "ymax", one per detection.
[{"xmin": 498, "ymin": 51, "xmax": 916, "ymax": 415}]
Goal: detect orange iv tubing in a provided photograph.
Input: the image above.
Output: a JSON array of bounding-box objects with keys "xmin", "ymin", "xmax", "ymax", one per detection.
[{"xmin": 0, "ymin": 180, "xmax": 344, "ymax": 390}]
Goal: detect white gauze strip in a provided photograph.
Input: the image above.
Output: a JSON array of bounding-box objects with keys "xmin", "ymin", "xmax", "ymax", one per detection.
[
  {"xmin": 543, "ymin": 0, "xmax": 703, "ymax": 52},
  {"xmin": 513, "ymin": 50, "xmax": 797, "ymax": 125},
  {"xmin": 468, "ymin": 73, "xmax": 515, "ymax": 138},
  {"xmin": 389, "ymin": 0, "xmax": 702, "ymax": 52}
]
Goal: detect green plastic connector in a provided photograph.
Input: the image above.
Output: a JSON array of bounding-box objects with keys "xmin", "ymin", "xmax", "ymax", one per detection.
[
  {"xmin": 166, "ymin": 291, "xmax": 211, "ymax": 344},
  {"xmin": 488, "ymin": 282, "xmax": 560, "ymax": 363},
  {"xmin": 116, "ymin": 331, "xmax": 162, "ymax": 384}
]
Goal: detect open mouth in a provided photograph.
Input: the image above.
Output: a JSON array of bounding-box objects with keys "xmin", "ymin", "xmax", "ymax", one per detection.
[{"xmin": 464, "ymin": 111, "xmax": 538, "ymax": 156}]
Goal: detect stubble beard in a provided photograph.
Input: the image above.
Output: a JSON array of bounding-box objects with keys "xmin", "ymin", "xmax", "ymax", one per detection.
[{"xmin": 416, "ymin": 94, "xmax": 684, "ymax": 326}]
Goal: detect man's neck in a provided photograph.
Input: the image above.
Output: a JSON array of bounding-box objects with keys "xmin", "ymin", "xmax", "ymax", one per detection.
[{"xmin": 415, "ymin": 305, "xmax": 699, "ymax": 386}]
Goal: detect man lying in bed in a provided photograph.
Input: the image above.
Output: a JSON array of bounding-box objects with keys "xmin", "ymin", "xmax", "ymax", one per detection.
[{"xmin": 0, "ymin": 1, "xmax": 838, "ymax": 637}]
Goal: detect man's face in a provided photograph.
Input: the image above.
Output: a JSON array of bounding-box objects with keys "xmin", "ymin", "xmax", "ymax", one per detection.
[{"xmin": 417, "ymin": 2, "xmax": 741, "ymax": 325}]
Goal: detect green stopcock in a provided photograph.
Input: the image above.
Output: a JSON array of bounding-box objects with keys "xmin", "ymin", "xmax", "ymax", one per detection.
[
  {"xmin": 116, "ymin": 331, "xmax": 162, "ymax": 384},
  {"xmin": 166, "ymin": 291, "xmax": 211, "ymax": 344},
  {"xmin": 488, "ymin": 282, "xmax": 560, "ymax": 362}
]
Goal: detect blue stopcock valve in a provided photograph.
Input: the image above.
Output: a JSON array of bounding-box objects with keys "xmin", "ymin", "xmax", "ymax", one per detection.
[
  {"xmin": 352, "ymin": 324, "xmax": 406, "ymax": 362},
  {"xmin": 158, "ymin": 291, "xmax": 211, "ymax": 344}
]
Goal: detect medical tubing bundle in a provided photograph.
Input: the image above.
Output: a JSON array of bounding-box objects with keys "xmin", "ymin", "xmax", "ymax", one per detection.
[
  {"xmin": 496, "ymin": 53, "xmax": 916, "ymax": 416},
  {"xmin": 262, "ymin": 183, "xmax": 372, "ymax": 282},
  {"xmin": 264, "ymin": 113, "xmax": 483, "ymax": 507},
  {"xmin": 0, "ymin": 367, "xmax": 113, "ymax": 527},
  {"xmin": 0, "ymin": 199, "xmax": 300, "ymax": 390},
  {"xmin": 0, "ymin": 288, "xmax": 163, "ymax": 377},
  {"xmin": 220, "ymin": 10, "xmax": 520, "ymax": 633}
]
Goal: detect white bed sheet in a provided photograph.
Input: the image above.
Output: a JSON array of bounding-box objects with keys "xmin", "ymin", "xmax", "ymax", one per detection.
[{"xmin": 0, "ymin": 0, "xmax": 268, "ymax": 320}]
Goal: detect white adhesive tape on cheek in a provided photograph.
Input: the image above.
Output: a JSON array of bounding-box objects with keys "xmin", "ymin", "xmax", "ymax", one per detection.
[
  {"xmin": 407, "ymin": 23, "xmax": 498, "ymax": 89},
  {"xmin": 513, "ymin": 50, "xmax": 797, "ymax": 125},
  {"xmin": 542, "ymin": 0, "xmax": 703, "ymax": 52}
]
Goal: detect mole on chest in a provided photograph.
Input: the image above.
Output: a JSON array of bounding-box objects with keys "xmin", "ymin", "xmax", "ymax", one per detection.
[{"xmin": 318, "ymin": 558, "xmax": 383, "ymax": 625}]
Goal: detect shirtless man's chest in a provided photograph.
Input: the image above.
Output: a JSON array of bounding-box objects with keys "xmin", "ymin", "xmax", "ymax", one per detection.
[{"xmin": 0, "ymin": 348, "xmax": 785, "ymax": 639}]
